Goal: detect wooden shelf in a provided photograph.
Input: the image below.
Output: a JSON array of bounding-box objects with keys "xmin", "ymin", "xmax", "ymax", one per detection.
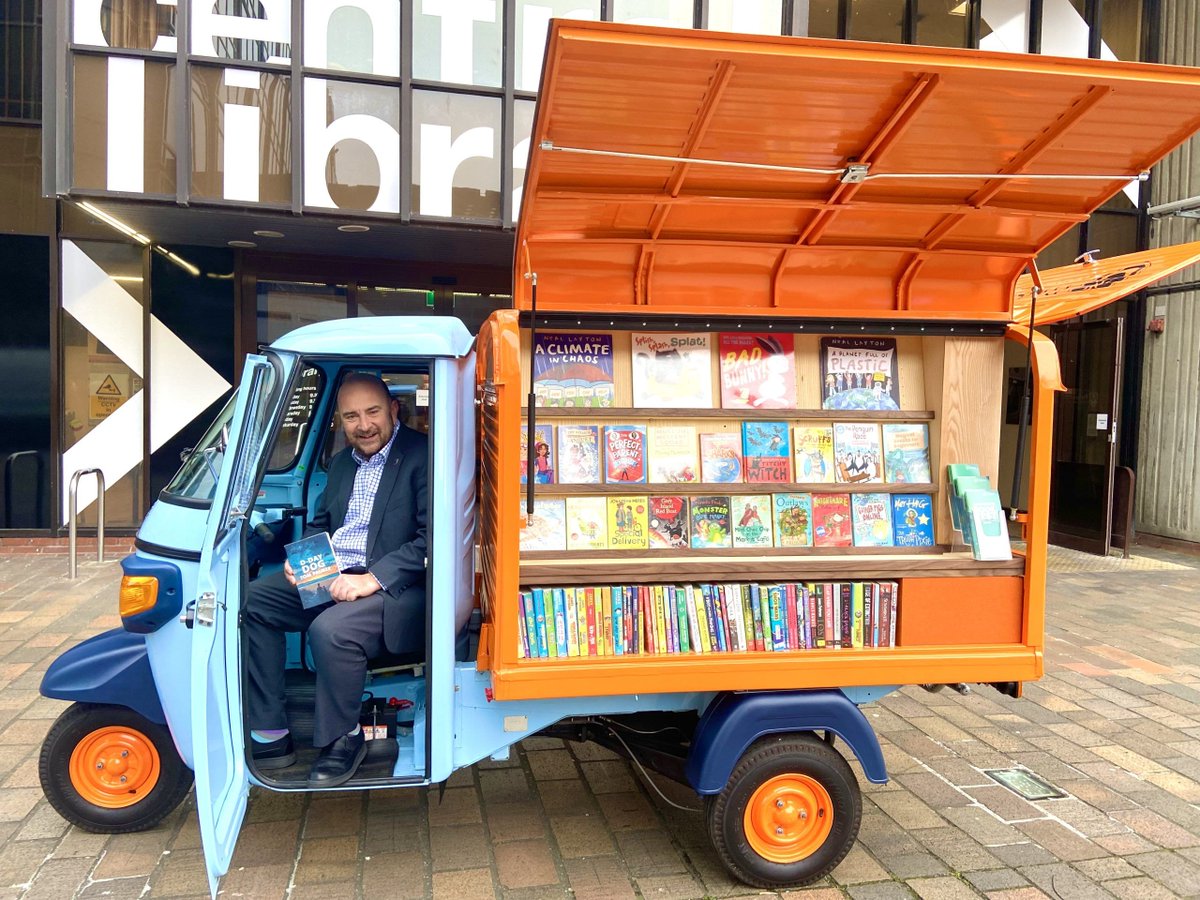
[
  {"xmin": 531, "ymin": 482, "xmax": 936, "ymax": 495},
  {"xmin": 522, "ymin": 407, "xmax": 935, "ymax": 421}
]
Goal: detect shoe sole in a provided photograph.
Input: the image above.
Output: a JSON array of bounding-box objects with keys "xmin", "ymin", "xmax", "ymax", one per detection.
[
  {"xmin": 253, "ymin": 752, "xmax": 297, "ymax": 770},
  {"xmin": 306, "ymin": 742, "xmax": 368, "ymax": 788}
]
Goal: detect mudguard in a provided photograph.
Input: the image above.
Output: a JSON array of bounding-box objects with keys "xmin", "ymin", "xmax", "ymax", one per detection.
[
  {"xmin": 40, "ymin": 628, "xmax": 167, "ymax": 725},
  {"xmin": 686, "ymin": 690, "xmax": 888, "ymax": 793}
]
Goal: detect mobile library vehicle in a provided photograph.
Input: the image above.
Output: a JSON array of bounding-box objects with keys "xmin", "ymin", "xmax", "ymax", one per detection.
[{"xmin": 36, "ymin": 21, "xmax": 1200, "ymax": 894}]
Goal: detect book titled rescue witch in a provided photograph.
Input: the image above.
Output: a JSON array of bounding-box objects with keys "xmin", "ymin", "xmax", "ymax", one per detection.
[{"xmin": 532, "ymin": 332, "xmax": 614, "ymax": 407}]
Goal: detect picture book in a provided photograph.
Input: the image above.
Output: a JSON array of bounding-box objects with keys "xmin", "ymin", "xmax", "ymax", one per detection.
[
  {"xmin": 793, "ymin": 425, "xmax": 835, "ymax": 484},
  {"xmin": 532, "ymin": 331, "xmax": 614, "ymax": 407},
  {"xmin": 892, "ymin": 494, "xmax": 935, "ymax": 547},
  {"xmin": 819, "ymin": 337, "xmax": 900, "ymax": 411},
  {"xmin": 731, "ymin": 494, "xmax": 774, "ymax": 548},
  {"xmin": 647, "ymin": 424, "xmax": 699, "ymax": 483},
  {"xmin": 603, "ymin": 425, "xmax": 647, "ymax": 483},
  {"xmin": 519, "ymin": 498, "xmax": 567, "ymax": 551},
  {"xmin": 557, "ymin": 424, "xmax": 601, "ymax": 484},
  {"xmin": 964, "ymin": 488, "xmax": 1012, "ymax": 561},
  {"xmin": 699, "ymin": 432, "xmax": 743, "ymax": 483},
  {"xmin": 882, "ymin": 423, "xmax": 932, "ymax": 484},
  {"xmin": 742, "ymin": 421, "xmax": 792, "ymax": 483},
  {"xmin": 607, "ymin": 496, "xmax": 649, "ymax": 550},
  {"xmin": 718, "ymin": 332, "xmax": 797, "ymax": 410},
  {"xmin": 519, "ymin": 423, "xmax": 555, "ymax": 484},
  {"xmin": 565, "ymin": 496, "xmax": 608, "ymax": 550},
  {"xmin": 648, "ymin": 495, "xmax": 689, "ymax": 549},
  {"xmin": 630, "ymin": 332, "xmax": 714, "ymax": 408},
  {"xmin": 285, "ymin": 532, "xmax": 340, "ymax": 609},
  {"xmin": 833, "ymin": 422, "xmax": 883, "ymax": 484},
  {"xmin": 772, "ymin": 493, "xmax": 814, "ymax": 547},
  {"xmin": 812, "ymin": 493, "xmax": 853, "ymax": 548},
  {"xmin": 851, "ymin": 493, "xmax": 894, "ymax": 547},
  {"xmin": 690, "ymin": 495, "xmax": 732, "ymax": 549}
]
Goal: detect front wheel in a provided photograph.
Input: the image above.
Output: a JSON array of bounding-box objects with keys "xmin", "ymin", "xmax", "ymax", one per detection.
[
  {"xmin": 39, "ymin": 703, "xmax": 193, "ymax": 833},
  {"xmin": 706, "ymin": 733, "xmax": 862, "ymax": 889}
]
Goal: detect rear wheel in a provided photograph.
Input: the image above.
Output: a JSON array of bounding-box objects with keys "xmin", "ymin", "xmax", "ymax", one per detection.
[
  {"xmin": 39, "ymin": 703, "xmax": 193, "ymax": 833},
  {"xmin": 706, "ymin": 733, "xmax": 861, "ymax": 889}
]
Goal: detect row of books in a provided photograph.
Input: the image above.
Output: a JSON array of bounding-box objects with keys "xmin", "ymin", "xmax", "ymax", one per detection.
[
  {"xmin": 533, "ymin": 331, "xmax": 901, "ymax": 413},
  {"xmin": 521, "ymin": 421, "xmax": 931, "ymax": 486},
  {"xmin": 519, "ymin": 492, "xmax": 934, "ymax": 551},
  {"xmin": 516, "ymin": 580, "xmax": 900, "ymax": 659}
]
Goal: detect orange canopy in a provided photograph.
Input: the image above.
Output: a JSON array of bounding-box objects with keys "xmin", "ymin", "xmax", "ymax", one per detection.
[{"xmin": 515, "ymin": 21, "xmax": 1200, "ymax": 323}]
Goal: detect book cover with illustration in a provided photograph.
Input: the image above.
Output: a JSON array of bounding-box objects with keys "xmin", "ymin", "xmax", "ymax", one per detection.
[
  {"xmin": 731, "ymin": 495, "xmax": 774, "ymax": 548},
  {"xmin": 699, "ymin": 432, "xmax": 743, "ymax": 483},
  {"xmin": 851, "ymin": 493, "xmax": 894, "ymax": 547},
  {"xmin": 892, "ymin": 493, "xmax": 935, "ymax": 547},
  {"xmin": 965, "ymin": 488, "xmax": 1012, "ymax": 561},
  {"xmin": 742, "ymin": 421, "xmax": 792, "ymax": 483},
  {"xmin": 557, "ymin": 424, "xmax": 601, "ymax": 484},
  {"xmin": 565, "ymin": 496, "xmax": 608, "ymax": 550},
  {"xmin": 631, "ymin": 332, "xmax": 714, "ymax": 408},
  {"xmin": 833, "ymin": 422, "xmax": 883, "ymax": 484},
  {"xmin": 812, "ymin": 493, "xmax": 853, "ymax": 548},
  {"xmin": 793, "ymin": 425, "xmax": 836, "ymax": 483},
  {"xmin": 882, "ymin": 423, "xmax": 932, "ymax": 484},
  {"xmin": 603, "ymin": 425, "xmax": 647, "ymax": 483},
  {"xmin": 819, "ymin": 337, "xmax": 900, "ymax": 411},
  {"xmin": 647, "ymin": 496, "xmax": 689, "ymax": 549},
  {"xmin": 519, "ymin": 423, "xmax": 555, "ymax": 485},
  {"xmin": 689, "ymin": 495, "xmax": 732, "ymax": 549},
  {"xmin": 772, "ymin": 493, "xmax": 814, "ymax": 547},
  {"xmin": 532, "ymin": 332, "xmax": 614, "ymax": 407},
  {"xmin": 718, "ymin": 332, "xmax": 797, "ymax": 410},
  {"xmin": 607, "ymin": 496, "xmax": 649, "ymax": 550},
  {"xmin": 519, "ymin": 498, "xmax": 567, "ymax": 551},
  {"xmin": 647, "ymin": 424, "xmax": 699, "ymax": 483},
  {"xmin": 285, "ymin": 532, "xmax": 340, "ymax": 609}
]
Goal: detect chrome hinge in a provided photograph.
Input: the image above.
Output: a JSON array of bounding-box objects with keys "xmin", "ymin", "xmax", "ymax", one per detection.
[
  {"xmin": 840, "ymin": 163, "xmax": 870, "ymax": 183},
  {"xmin": 195, "ymin": 591, "xmax": 223, "ymax": 628}
]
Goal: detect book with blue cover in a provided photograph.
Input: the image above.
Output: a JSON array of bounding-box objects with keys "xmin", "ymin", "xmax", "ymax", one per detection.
[
  {"xmin": 882, "ymin": 423, "xmax": 932, "ymax": 484},
  {"xmin": 742, "ymin": 421, "xmax": 791, "ymax": 483},
  {"xmin": 285, "ymin": 532, "xmax": 340, "ymax": 609},
  {"xmin": 892, "ymin": 494, "xmax": 935, "ymax": 547}
]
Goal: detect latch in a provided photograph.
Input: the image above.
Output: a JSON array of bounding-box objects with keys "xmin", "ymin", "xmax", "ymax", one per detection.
[
  {"xmin": 840, "ymin": 163, "xmax": 870, "ymax": 184},
  {"xmin": 195, "ymin": 591, "xmax": 223, "ymax": 628}
]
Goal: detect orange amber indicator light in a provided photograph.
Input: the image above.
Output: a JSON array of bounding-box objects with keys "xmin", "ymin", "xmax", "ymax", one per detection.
[{"xmin": 119, "ymin": 576, "xmax": 159, "ymax": 618}]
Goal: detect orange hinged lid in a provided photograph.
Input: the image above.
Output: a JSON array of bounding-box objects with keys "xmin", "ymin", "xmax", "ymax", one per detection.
[
  {"xmin": 515, "ymin": 21, "xmax": 1200, "ymax": 323},
  {"xmin": 1014, "ymin": 241, "xmax": 1200, "ymax": 326}
]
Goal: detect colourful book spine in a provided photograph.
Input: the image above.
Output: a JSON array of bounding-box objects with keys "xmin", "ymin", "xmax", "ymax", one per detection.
[
  {"xmin": 736, "ymin": 585, "xmax": 752, "ymax": 652},
  {"xmin": 711, "ymin": 586, "xmax": 728, "ymax": 652},
  {"xmin": 553, "ymin": 589, "xmax": 569, "ymax": 657},
  {"xmin": 683, "ymin": 586, "xmax": 702, "ymax": 652},
  {"xmin": 823, "ymin": 584, "xmax": 835, "ymax": 648},
  {"xmin": 611, "ymin": 585, "xmax": 624, "ymax": 655},
  {"xmin": 562, "ymin": 588, "xmax": 576, "ymax": 656},
  {"xmin": 693, "ymin": 586, "xmax": 712, "ymax": 653},
  {"xmin": 800, "ymin": 584, "xmax": 812, "ymax": 649},
  {"xmin": 585, "ymin": 588, "xmax": 598, "ymax": 656},
  {"xmin": 765, "ymin": 585, "xmax": 783, "ymax": 651},
  {"xmin": 652, "ymin": 585, "xmax": 667, "ymax": 654},
  {"xmin": 840, "ymin": 583, "xmax": 853, "ymax": 649},
  {"xmin": 726, "ymin": 583, "xmax": 744, "ymax": 652},
  {"xmin": 785, "ymin": 583, "xmax": 800, "ymax": 650},
  {"xmin": 639, "ymin": 585, "xmax": 651, "ymax": 653},
  {"xmin": 851, "ymin": 583, "xmax": 864, "ymax": 649},
  {"xmin": 521, "ymin": 590, "xmax": 538, "ymax": 658},
  {"xmin": 701, "ymin": 585, "xmax": 720, "ymax": 652},
  {"xmin": 575, "ymin": 586, "xmax": 588, "ymax": 656},
  {"xmin": 599, "ymin": 587, "xmax": 612, "ymax": 656},
  {"xmin": 517, "ymin": 592, "xmax": 530, "ymax": 658},
  {"xmin": 747, "ymin": 584, "xmax": 764, "ymax": 651},
  {"xmin": 672, "ymin": 586, "xmax": 690, "ymax": 653},
  {"xmin": 541, "ymin": 589, "xmax": 558, "ymax": 657},
  {"xmin": 532, "ymin": 588, "xmax": 550, "ymax": 658},
  {"xmin": 662, "ymin": 585, "xmax": 676, "ymax": 653},
  {"xmin": 862, "ymin": 583, "xmax": 873, "ymax": 648}
]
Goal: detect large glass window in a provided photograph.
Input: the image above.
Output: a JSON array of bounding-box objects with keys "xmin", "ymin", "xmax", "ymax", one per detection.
[
  {"xmin": 1039, "ymin": 0, "xmax": 1090, "ymax": 57},
  {"xmin": 303, "ymin": 78, "xmax": 401, "ymax": 213},
  {"xmin": 412, "ymin": 0, "xmax": 502, "ymax": 87},
  {"xmin": 611, "ymin": 0, "xmax": 694, "ymax": 28},
  {"xmin": 916, "ymin": 0, "xmax": 970, "ymax": 48},
  {"xmin": 1101, "ymin": 2, "xmax": 1143, "ymax": 61},
  {"xmin": 980, "ymin": 0, "xmax": 1029, "ymax": 52},
  {"xmin": 72, "ymin": 0, "xmax": 176, "ymax": 52},
  {"xmin": 512, "ymin": 99, "xmax": 536, "ymax": 219},
  {"xmin": 514, "ymin": 0, "xmax": 599, "ymax": 92},
  {"xmin": 1, "ymin": 0, "xmax": 42, "ymax": 120},
  {"xmin": 411, "ymin": 90, "xmax": 503, "ymax": 220},
  {"xmin": 303, "ymin": 0, "xmax": 400, "ymax": 75},
  {"xmin": 708, "ymin": 0, "xmax": 782, "ymax": 35},
  {"xmin": 357, "ymin": 286, "xmax": 437, "ymax": 317},
  {"xmin": 191, "ymin": 0, "xmax": 290, "ymax": 63},
  {"xmin": 847, "ymin": 0, "xmax": 904, "ymax": 43},
  {"xmin": 257, "ymin": 281, "xmax": 349, "ymax": 345},
  {"xmin": 795, "ymin": 1, "xmax": 839, "ymax": 38}
]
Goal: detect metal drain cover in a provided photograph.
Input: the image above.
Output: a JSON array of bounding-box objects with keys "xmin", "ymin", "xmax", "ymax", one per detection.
[{"xmin": 985, "ymin": 768, "xmax": 1066, "ymax": 801}]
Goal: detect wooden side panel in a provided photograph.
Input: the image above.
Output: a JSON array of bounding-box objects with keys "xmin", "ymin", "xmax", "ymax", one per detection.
[{"xmin": 898, "ymin": 576, "xmax": 1023, "ymax": 646}]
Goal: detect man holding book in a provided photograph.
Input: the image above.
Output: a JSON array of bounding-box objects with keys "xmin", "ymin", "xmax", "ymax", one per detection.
[{"xmin": 243, "ymin": 372, "xmax": 428, "ymax": 787}]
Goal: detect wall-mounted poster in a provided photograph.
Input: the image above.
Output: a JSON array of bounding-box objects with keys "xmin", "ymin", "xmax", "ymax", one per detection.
[{"xmin": 820, "ymin": 337, "xmax": 900, "ymax": 411}]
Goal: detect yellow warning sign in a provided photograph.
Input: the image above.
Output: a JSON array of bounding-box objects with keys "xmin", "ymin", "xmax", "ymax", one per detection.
[
  {"xmin": 96, "ymin": 375, "xmax": 122, "ymax": 395},
  {"xmin": 89, "ymin": 372, "xmax": 127, "ymax": 421}
]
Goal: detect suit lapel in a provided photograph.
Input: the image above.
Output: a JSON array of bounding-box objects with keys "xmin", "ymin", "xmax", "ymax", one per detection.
[{"xmin": 365, "ymin": 439, "xmax": 404, "ymax": 559}]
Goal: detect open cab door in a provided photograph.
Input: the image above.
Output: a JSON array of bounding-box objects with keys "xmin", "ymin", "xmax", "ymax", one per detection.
[{"xmin": 190, "ymin": 354, "xmax": 282, "ymax": 896}]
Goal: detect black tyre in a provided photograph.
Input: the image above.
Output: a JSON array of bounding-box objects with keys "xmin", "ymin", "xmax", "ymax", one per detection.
[
  {"xmin": 706, "ymin": 733, "xmax": 862, "ymax": 889},
  {"xmin": 39, "ymin": 703, "xmax": 193, "ymax": 833}
]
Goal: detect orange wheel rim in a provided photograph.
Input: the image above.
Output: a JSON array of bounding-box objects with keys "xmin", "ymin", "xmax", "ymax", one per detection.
[
  {"xmin": 68, "ymin": 725, "xmax": 161, "ymax": 809},
  {"xmin": 743, "ymin": 773, "xmax": 834, "ymax": 863}
]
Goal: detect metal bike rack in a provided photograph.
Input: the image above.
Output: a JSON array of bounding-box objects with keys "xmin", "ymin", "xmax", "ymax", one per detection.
[{"xmin": 68, "ymin": 468, "xmax": 106, "ymax": 580}]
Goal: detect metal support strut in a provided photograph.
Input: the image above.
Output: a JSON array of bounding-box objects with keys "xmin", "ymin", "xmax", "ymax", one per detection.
[{"xmin": 68, "ymin": 468, "xmax": 106, "ymax": 579}]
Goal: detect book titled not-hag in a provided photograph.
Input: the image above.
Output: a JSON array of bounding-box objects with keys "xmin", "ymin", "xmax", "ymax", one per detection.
[{"xmin": 285, "ymin": 533, "xmax": 340, "ymax": 608}]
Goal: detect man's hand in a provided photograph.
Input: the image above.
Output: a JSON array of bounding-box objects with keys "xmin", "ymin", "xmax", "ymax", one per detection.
[
  {"xmin": 329, "ymin": 573, "xmax": 383, "ymax": 603},
  {"xmin": 283, "ymin": 560, "xmax": 297, "ymax": 586}
]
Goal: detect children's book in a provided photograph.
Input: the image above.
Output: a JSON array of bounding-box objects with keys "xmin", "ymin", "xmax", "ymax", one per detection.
[
  {"xmin": 557, "ymin": 424, "xmax": 601, "ymax": 484},
  {"xmin": 699, "ymin": 432, "xmax": 743, "ymax": 483},
  {"xmin": 718, "ymin": 332, "xmax": 797, "ymax": 410},
  {"xmin": 647, "ymin": 495, "xmax": 690, "ymax": 549},
  {"xmin": 892, "ymin": 494, "xmax": 935, "ymax": 547},
  {"xmin": 819, "ymin": 337, "xmax": 900, "ymax": 411},
  {"xmin": 519, "ymin": 498, "xmax": 567, "ymax": 551},
  {"xmin": 630, "ymin": 332, "xmax": 714, "ymax": 408},
  {"xmin": 833, "ymin": 422, "xmax": 883, "ymax": 484},
  {"xmin": 607, "ymin": 496, "xmax": 649, "ymax": 550},
  {"xmin": 812, "ymin": 493, "xmax": 853, "ymax": 548},
  {"xmin": 647, "ymin": 424, "xmax": 699, "ymax": 483},
  {"xmin": 772, "ymin": 493, "xmax": 814, "ymax": 547},
  {"xmin": 690, "ymin": 495, "xmax": 732, "ymax": 549},
  {"xmin": 742, "ymin": 421, "xmax": 792, "ymax": 483},
  {"xmin": 851, "ymin": 493, "xmax": 894, "ymax": 547},
  {"xmin": 603, "ymin": 425, "xmax": 647, "ymax": 483},
  {"xmin": 285, "ymin": 533, "xmax": 340, "ymax": 609},
  {"xmin": 731, "ymin": 495, "xmax": 774, "ymax": 548},
  {"xmin": 565, "ymin": 496, "xmax": 608, "ymax": 550},
  {"xmin": 519, "ymin": 423, "xmax": 555, "ymax": 484},
  {"xmin": 882, "ymin": 423, "xmax": 932, "ymax": 484},
  {"xmin": 532, "ymin": 331, "xmax": 614, "ymax": 407},
  {"xmin": 964, "ymin": 488, "xmax": 1012, "ymax": 561},
  {"xmin": 793, "ymin": 425, "xmax": 835, "ymax": 484}
]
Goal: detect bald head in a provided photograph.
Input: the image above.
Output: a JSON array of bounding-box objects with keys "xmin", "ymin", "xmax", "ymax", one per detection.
[{"xmin": 337, "ymin": 373, "xmax": 398, "ymax": 458}]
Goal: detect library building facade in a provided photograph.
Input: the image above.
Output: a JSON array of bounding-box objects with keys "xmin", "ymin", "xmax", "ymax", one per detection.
[{"xmin": 0, "ymin": 0, "xmax": 1198, "ymax": 553}]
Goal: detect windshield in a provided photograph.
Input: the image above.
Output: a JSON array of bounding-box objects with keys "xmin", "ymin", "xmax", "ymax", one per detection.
[{"xmin": 163, "ymin": 395, "xmax": 237, "ymax": 503}]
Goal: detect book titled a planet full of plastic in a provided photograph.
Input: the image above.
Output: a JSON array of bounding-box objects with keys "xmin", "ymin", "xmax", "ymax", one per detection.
[{"xmin": 285, "ymin": 532, "xmax": 340, "ymax": 608}]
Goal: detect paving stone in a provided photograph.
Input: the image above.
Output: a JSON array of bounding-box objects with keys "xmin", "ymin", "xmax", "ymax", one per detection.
[
  {"xmin": 77, "ymin": 875, "xmax": 150, "ymax": 899},
  {"xmin": 1017, "ymin": 862, "xmax": 1114, "ymax": 900},
  {"xmin": 1073, "ymin": 856, "xmax": 1141, "ymax": 881},
  {"xmin": 894, "ymin": 773, "xmax": 974, "ymax": 809},
  {"xmin": 872, "ymin": 789, "xmax": 947, "ymax": 831},
  {"xmin": 580, "ymin": 760, "xmax": 638, "ymax": 795},
  {"xmin": 633, "ymin": 872, "xmax": 709, "ymax": 899},
  {"xmin": 548, "ymin": 813, "xmax": 616, "ymax": 858},
  {"xmin": 537, "ymin": 778, "xmax": 598, "ymax": 816},
  {"xmin": 292, "ymin": 835, "xmax": 362, "ymax": 885},
  {"xmin": 595, "ymin": 790, "xmax": 657, "ymax": 832},
  {"xmin": 906, "ymin": 875, "xmax": 980, "ymax": 899},
  {"xmin": 963, "ymin": 868, "xmax": 1029, "ymax": 892},
  {"xmin": 1126, "ymin": 849, "xmax": 1200, "ymax": 896},
  {"xmin": 429, "ymin": 823, "xmax": 491, "ymax": 872},
  {"xmin": 218, "ymin": 862, "xmax": 294, "ymax": 898},
  {"xmin": 229, "ymin": 819, "xmax": 301, "ymax": 868},
  {"xmin": 361, "ymin": 850, "xmax": 426, "ymax": 900},
  {"xmin": 563, "ymin": 856, "xmax": 637, "ymax": 900},
  {"xmin": 1102, "ymin": 876, "xmax": 1184, "ymax": 899},
  {"xmin": 427, "ymin": 786, "xmax": 484, "ymax": 826},
  {"xmin": 0, "ymin": 837, "xmax": 58, "ymax": 889},
  {"xmin": 525, "ymin": 748, "xmax": 580, "ymax": 782},
  {"xmin": 146, "ymin": 847, "xmax": 208, "ymax": 896},
  {"xmin": 908, "ymin": 826, "xmax": 1003, "ymax": 872},
  {"xmin": 21, "ymin": 857, "xmax": 95, "ymax": 900},
  {"xmin": 846, "ymin": 881, "xmax": 920, "ymax": 899},
  {"xmin": 941, "ymin": 807, "xmax": 1028, "ymax": 848},
  {"xmin": 494, "ymin": 839, "xmax": 559, "ymax": 889},
  {"xmin": 431, "ymin": 867, "xmax": 497, "ymax": 900},
  {"xmin": 1109, "ymin": 807, "xmax": 1200, "ymax": 849},
  {"xmin": 612, "ymin": 830, "xmax": 688, "ymax": 877},
  {"xmin": 484, "ymin": 800, "xmax": 549, "ymax": 844},
  {"xmin": 481, "ymin": 767, "xmax": 535, "ymax": 804},
  {"xmin": 830, "ymin": 844, "xmax": 891, "ymax": 885},
  {"xmin": 302, "ymin": 793, "xmax": 364, "ymax": 838}
]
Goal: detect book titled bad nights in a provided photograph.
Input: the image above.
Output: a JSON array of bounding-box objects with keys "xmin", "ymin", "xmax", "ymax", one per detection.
[{"xmin": 532, "ymin": 332, "xmax": 614, "ymax": 408}]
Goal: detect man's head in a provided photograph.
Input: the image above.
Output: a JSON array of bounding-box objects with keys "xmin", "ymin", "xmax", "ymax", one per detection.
[{"xmin": 337, "ymin": 373, "xmax": 399, "ymax": 458}]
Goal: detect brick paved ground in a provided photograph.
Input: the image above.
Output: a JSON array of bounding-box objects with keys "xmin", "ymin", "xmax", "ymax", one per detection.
[{"xmin": 0, "ymin": 544, "xmax": 1197, "ymax": 899}]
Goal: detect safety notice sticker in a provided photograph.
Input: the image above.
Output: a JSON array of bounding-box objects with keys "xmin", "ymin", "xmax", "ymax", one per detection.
[{"xmin": 90, "ymin": 373, "xmax": 126, "ymax": 421}]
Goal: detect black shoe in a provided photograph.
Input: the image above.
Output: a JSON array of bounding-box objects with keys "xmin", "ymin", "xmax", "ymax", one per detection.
[
  {"xmin": 251, "ymin": 734, "xmax": 296, "ymax": 770},
  {"xmin": 307, "ymin": 730, "xmax": 367, "ymax": 788}
]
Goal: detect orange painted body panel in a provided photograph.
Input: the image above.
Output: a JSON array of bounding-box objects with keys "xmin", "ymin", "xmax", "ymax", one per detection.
[{"xmin": 897, "ymin": 577, "xmax": 1023, "ymax": 646}]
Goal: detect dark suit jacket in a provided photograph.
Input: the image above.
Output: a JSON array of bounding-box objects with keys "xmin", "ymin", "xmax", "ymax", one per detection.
[{"xmin": 307, "ymin": 422, "xmax": 428, "ymax": 653}]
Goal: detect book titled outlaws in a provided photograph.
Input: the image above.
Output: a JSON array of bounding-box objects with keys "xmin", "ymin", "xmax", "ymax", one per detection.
[
  {"xmin": 820, "ymin": 337, "xmax": 900, "ymax": 411},
  {"xmin": 603, "ymin": 425, "xmax": 647, "ymax": 483},
  {"xmin": 532, "ymin": 332, "xmax": 614, "ymax": 407},
  {"xmin": 718, "ymin": 332, "xmax": 797, "ymax": 410},
  {"xmin": 631, "ymin": 332, "xmax": 714, "ymax": 408},
  {"xmin": 285, "ymin": 533, "xmax": 340, "ymax": 609}
]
